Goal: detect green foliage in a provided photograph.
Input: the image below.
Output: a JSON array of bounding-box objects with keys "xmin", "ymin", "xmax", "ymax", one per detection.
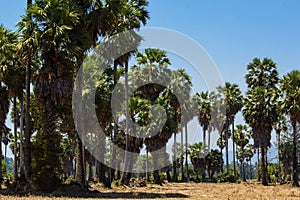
[
  {"xmin": 31, "ymin": 130, "xmax": 63, "ymax": 192},
  {"xmin": 216, "ymin": 168, "xmax": 240, "ymax": 183},
  {"xmin": 189, "ymin": 143, "xmax": 223, "ymax": 181}
]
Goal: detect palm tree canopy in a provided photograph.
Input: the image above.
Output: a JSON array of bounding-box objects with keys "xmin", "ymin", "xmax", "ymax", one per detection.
[{"xmin": 280, "ymin": 70, "xmax": 300, "ymax": 123}]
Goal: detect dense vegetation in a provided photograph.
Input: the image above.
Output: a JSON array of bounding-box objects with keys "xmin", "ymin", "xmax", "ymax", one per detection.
[{"xmin": 0, "ymin": 0, "xmax": 299, "ymax": 194}]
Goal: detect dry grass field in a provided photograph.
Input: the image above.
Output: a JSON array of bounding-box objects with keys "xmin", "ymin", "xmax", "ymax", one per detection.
[{"xmin": 1, "ymin": 182, "xmax": 300, "ymax": 200}]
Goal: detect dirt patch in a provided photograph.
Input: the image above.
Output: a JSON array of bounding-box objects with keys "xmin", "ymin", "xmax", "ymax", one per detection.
[{"xmin": 1, "ymin": 181, "xmax": 299, "ymax": 199}]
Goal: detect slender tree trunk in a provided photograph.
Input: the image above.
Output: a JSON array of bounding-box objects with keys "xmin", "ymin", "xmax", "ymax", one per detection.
[
  {"xmin": 203, "ymin": 127, "xmax": 206, "ymax": 148},
  {"xmin": 249, "ymin": 159, "xmax": 252, "ymax": 179},
  {"xmin": 185, "ymin": 122, "xmax": 189, "ymax": 182},
  {"xmin": 19, "ymin": 97, "xmax": 25, "ymax": 179},
  {"xmin": 257, "ymin": 147, "xmax": 261, "ymax": 181},
  {"xmin": 276, "ymin": 130, "xmax": 281, "ymax": 183},
  {"xmin": 232, "ymin": 119, "xmax": 236, "ymax": 175},
  {"xmin": 242, "ymin": 149, "xmax": 246, "ymax": 182},
  {"xmin": 208, "ymin": 130, "xmax": 211, "ymax": 152},
  {"xmin": 173, "ymin": 132, "xmax": 178, "ymax": 182},
  {"xmin": 0, "ymin": 128, "xmax": 2, "ymax": 184},
  {"xmin": 266, "ymin": 149, "xmax": 270, "ymax": 183},
  {"xmin": 88, "ymin": 163, "xmax": 93, "ymax": 181},
  {"xmin": 110, "ymin": 61, "xmax": 118, "ymax": 187},
  {"xmin": 261, "ymin": 147, "xmax": 268, "ymax": 186},
  {"xmin": 146, "ymin": 149, "xmax": 150, "ymax": 182},
  {"xmin": 242, "ymin": 162, "xmax": 246, "ymax": 181},
  {"xmin": 13, "ymin": 96, "xmax": 18, "ymax": 181},
  {"xmin": 24, "ymin": 0, "xmax": 32, "ymax": 181},
  {"xmin": 225, "ymin": 118, "xmax": 229, "ymax": 172},
  {"xmin": 220, "ymin": 131, "xmax": 223, "ymax": 173},
  {"xmin": 121, "ymin": 62, "xmax": 129, "ymax": 184},
  {"xmin": 180, "ymin": 126, "xmax": 184, "ymax": 181},
  {"xmin": 292, "ymin": 121, "xmax": 299, "ymax": 187}
]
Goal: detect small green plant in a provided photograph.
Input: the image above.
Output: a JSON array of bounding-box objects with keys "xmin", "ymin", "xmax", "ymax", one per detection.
[
  {"xmin": 113, "ymin": 179, "xmax": 122, "ymax": 187},
  {"xmin": 216, "ymin": 171, "xmax": 240, "ymax": 183}
]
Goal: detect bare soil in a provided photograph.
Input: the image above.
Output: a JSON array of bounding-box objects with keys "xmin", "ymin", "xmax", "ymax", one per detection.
[{"xmin": 1, "ymin": 181, "xmax": 300, "ymax": 200}]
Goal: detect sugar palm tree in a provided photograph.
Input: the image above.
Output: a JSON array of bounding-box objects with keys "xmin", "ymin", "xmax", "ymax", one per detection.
[
  {"xmin": 105, "ymin": 0, "xmax": 149, "ymax": 185},
  {"xmin": 274, "ymin": 114, "xmax": 287, "ymax": 183},
  {"xmin": 131, "ymin": 48, "xmax": 172, "ymax": 184},
  {"xmin": 234, "ymin": 124, "xmax": 250, "ymax": 181},
  {"xmin": 243, "ymin": 58, "xmax": 279, "ymax": 186},
  {"xmin": 196, "ymin": 91, "xmax": 211, "ymax": 149},
  {"xmin": 280, "ymin": 70, "xmax": 300, "ymax": 187},
  {"xmin": 217, "ymin": 82, "xmax": 243, "ymax": 172},
  {"xmin": 19, "ymin": 0, "xmax": 82, "ymax": 191},
  {"xmin": 0, "ymin": 24, "xmax": 25, "ymax": 183}
]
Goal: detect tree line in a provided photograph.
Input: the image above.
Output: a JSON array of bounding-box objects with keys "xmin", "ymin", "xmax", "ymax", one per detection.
[{"xmin": 0, "ymin": 0, "xmax": 299, "ymax": 193}]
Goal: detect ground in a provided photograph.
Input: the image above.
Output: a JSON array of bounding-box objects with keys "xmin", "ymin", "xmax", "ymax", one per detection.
[{"xmin": 1, "ymin": 182, "xmax": 300, "ymax": 199}]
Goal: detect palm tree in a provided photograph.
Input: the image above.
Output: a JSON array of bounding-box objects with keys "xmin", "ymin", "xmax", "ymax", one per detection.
[
  {"xmin": 25, "ymin": 0, "xmax": 32, "ymax": 180},
  {"xmin": 243, "ymin": 57, "xmax": 279, "ymax": 186},
  {"xmin": 280, "ymin": 70, "xmax": 300, "ymax": 187},
  {"xmin": 105, "ymin": 0, "xmax": 149, "ymax": 185},
  {"xmin": 234, "ymin": 124, "xmax": 250, "ymax": 181},
  {"xmin": 196, "ymin": 91, "xmax": 211, "ymax": 150},
  {"xmin": 131, "ymin": 48, "xmax": 172, "ymax": 184},
  {"xmin": 18, "ymin": 0, "xmax": 82, "ymax": 191},
  {"xmin": 0, "ymin": 85, "xmax": 9, "ymax": 184},
  {"xmin": 244, "ymin": 144, "xmax": 254, "ymax": 179},
  {"xmin": 217, "ymin": 82, "xmax": 243, "ymax": 172},
  {"xmin": 0, "ymin": 24, "xmax": 25, "ymax": 183},
  {"xmin": 274, "ymin": 115, "xmax": 287, "ymax": 183}
]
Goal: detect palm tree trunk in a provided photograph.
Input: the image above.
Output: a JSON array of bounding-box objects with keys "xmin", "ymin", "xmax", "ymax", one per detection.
[
  {"xmin": 292, "ymin": 121, "xmax": 299, "ymax": 187},
  {"xmin": 220, "ymin": 131, "xmax": 223, "ymax": 173},
  {"xmin": 266, "ymin": 150, "xmax": 270, "ymax": 183},
  {"xmin": 13, "ymin": 96, "xmax": 18, "ymax": 181},
  {"xmin": 0, "ymin": 129, "xmax": 2, "ymax": 184},
  {"xmin": 232, "ymin": 119, "xmax": 236, "ymax": 175},
  {"xmin": 185, "ymin": 122, "xmax": 189, "ymax": 181},
  {"xmin": 276, "ymin": 130, "xmax": 281, "ymax": 183},
  {"xmin": 19, "ymin": 97, "xmax": 25, "ymax": 179},
  {"xmin": 75, "ymin": 62, "xmax": 85, "ymax": 185},
  {"xmin": 225, "ymin": 118, "xmax": 229, "ymax": 172},
  {"xmin": 24, "ymin": 0, "xmax": 32, "ymax": 181},
  {"xmin": 180, "ymin": 126, "xmax": 184, "ymax": 181},
  {"xmin": 146, "ymin": 148, "xmax": 150, "ymax": 182},
  {"xmin": 203, "ymin": 127, "xmax": 206, "ymax": 148},
  {"xmin": 109, "ymin": 61, "xmax": 118, "ymax": 187},
  {"xmin": 261, "ymin": 147, "xmax": 268, "ymax": 186},
  {"xmin": 242, "ymin": 162, "xmax": 246, "ymax": 181},
  {"xmin": 121, "ymin": 61, "xmax": 129, "ymax": 184},
  {"xmin": 257, "ymin": 147, "xmax": 260, "ymax": 181},
  {"xmin": 173, "ymin": 131, "xmax": 178, "ymax": 182}
]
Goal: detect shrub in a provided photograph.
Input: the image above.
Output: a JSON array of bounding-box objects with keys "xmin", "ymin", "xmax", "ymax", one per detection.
[{"xmin": 216, "ymin": 171, "xmax": 240, "ymax": 183}]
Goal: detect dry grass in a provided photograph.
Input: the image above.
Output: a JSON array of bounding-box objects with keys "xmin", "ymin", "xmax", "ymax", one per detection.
[{"xmin": 1, "ymin": 181, "xmax": 300, "ymax": 200}]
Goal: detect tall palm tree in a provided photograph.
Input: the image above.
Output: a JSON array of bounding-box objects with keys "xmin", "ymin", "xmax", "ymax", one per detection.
[
  {"xmin": 132, "ymin": 48, "xmax": 172, "ymax": 184},
  {"xmin": 234, "ymin": 124, "xmax": 250, "ymax": 181},
  {"xmin": 274, "ymin": 114, "xmax": 287, "ymax": 183},
  {"xmin": 19, "ymin": 0, "xmax": 82, "ymax": 191},
  {"xmin": 280, "ymin": 70, "xmax": 300, "ymax": 187},
  {"xmin": 0, "ymin": 25, "xmax": 24, "ymax": 183},
  {"xmin": 25, "ymin": 0, "xmax": 32, "ymax": 180},
  {"xmin": 243, "ymin": 58, "xmax": 279, "ymax": 186},
  {"xmin": 196, "ymin": 91, "xmax": 211, "ymax": 149},
  {"xmin": 217, "ymin": 82, "xmax": 243, "ymax": 172},
  {"xmin": 105, "ymin": 0, "xmax": 149, "ymax": 185}
]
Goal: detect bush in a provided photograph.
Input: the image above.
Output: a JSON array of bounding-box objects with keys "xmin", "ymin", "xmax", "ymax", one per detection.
[{"xmin": 216, "ymin": 171, "xmax": 240, "ymax": 183}]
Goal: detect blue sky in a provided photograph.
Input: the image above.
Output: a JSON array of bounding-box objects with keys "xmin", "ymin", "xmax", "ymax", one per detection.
[{"xmin": 1, "ymin": 0, "xmax": 299, "ymax": 159}]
